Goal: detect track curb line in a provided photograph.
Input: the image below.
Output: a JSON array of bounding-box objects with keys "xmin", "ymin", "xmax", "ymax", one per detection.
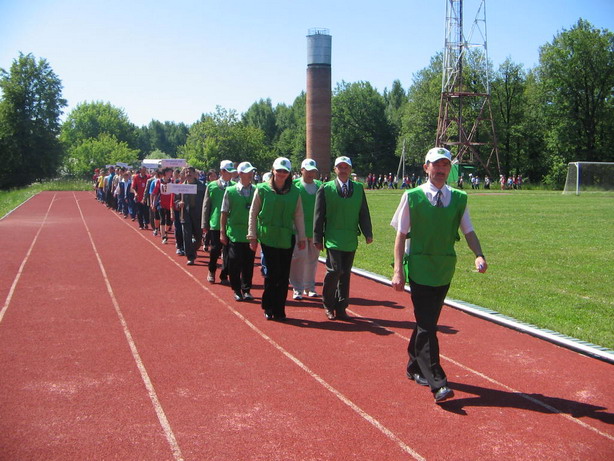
[{"xmin": 319, "ymin": 257, "xmax": 614, "ymax": 364}]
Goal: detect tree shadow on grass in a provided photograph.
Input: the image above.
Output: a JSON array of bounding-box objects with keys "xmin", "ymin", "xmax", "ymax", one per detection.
[{"xmin": 439, "ymin": 382, "xmax": 614, "ymax": 426}]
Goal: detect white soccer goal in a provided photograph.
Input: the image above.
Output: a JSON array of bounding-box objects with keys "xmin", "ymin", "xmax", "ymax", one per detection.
[{"xmin": 562, "ymin": 162, "xmax": 614, "ymax": 195}]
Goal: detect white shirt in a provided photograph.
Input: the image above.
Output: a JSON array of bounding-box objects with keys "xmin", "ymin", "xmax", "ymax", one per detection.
[
  {"xmin": 221, "ymin": 182, "xmax": 253, "ymax": 212},
  {"xmin": 390, "ymin": 181, "xmax": 474, "ymax": 236},
  {"xmin": 336, "ymin": 177, "xmax": 350, "ymax": 191}
]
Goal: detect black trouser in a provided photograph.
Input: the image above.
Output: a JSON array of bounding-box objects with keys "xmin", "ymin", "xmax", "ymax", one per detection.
[
  {"xmin": 182, "ymin": 211, "xmax": 202, "ymax": 261},
  {"xmin": 136, "ymin": 202, "xmax": 149, "ymax": 227},
  {"xmin": 406, "ymin": 278, "xmax": 451, "ymax": 391},
  {"xmin": 174, "ymin": 209, "xmax": 184, "ymax": 251},
  {"xmin": 322, "ymin": 248, "xmax": 355, "ymax": 315},
  {"xmin": 261, "ymin": 241, "xmax": 294, "ymax": 316},
  {"xmin": 228, "ymin": 241, "xmax": 255, "ymax": 293},
  {"xmin": 208, "ymin": 230, "xmax": 228, "ymax": 278}
]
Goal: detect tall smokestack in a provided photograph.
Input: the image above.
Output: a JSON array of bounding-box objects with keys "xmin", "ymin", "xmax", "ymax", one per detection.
[{"xmin": 306, "ymin": 28, "xmax": 332, "ymax": 176}]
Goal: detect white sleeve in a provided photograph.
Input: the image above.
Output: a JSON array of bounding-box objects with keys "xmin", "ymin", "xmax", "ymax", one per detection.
[
  {"xmin": 221, "ymin": 190, "xmax": 230, "ymax": 213},
  {"xmin": 460, "ymin": 206, "xmax": 474, "ymax": 235},
  {"xmin": 390, "ymin": 192, "xmax": 410, "ymax": 234}
]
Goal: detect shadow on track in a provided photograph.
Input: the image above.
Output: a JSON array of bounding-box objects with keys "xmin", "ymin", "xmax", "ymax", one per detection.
[{"xmin": 439, "ymin": 382, "xmax": 614, "ymax": 425}]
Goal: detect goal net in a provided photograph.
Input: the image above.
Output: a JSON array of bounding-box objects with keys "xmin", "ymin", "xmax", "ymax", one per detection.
[{"xmin": 562, "ymin": 162, "xmax": 614, "ymax": 195}]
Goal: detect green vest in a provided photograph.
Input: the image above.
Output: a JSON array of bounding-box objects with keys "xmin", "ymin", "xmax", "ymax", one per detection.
[
  {"xmin": 294, "ymin": 178, "xmax": 322, "ymax": 239},
  {"xmin": 405, "ymin": 187, "xmax": 468, "ymax": 286},
  {"xmin": 322, "ymin": 180, "xmax": 364, "ymax": 252},
  {"xmin": 207, "ymin": 180, "xmax": 233, "ymax": 230},
  {"xmin": 225, "ymin": 184, "xmax": 254, "ymax": 243},
  {"xmin": 256, "ymin": 182, "xmax": 300, "ymax": 249}
]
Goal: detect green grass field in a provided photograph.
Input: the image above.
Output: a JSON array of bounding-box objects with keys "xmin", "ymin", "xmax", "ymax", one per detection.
[
  {"xmin": 2, "ymin": 183, "xmax": 613, "ymax": 349},
  {"xmin": 356, "ymin": 189, "xmax": 614, "ymax": 350},
  {"xmin": 0, "ymin": 179, "xmax": 91, "ymax": 218}
]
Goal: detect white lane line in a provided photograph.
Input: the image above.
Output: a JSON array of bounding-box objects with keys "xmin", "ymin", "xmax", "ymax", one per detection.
[
  {"xmin": 105, "ymin": 208, "xmax": 425, "ymax": 461},
  {"xmin": 347, "ymin": 310, "xmax": 614, "ymax": 442},
  {"xmin": 0, "ymin": 193, "xmax": 56, "ymax": 325},
  {"xmin": 73, "ymin": 193, "xmax": 184, "ymax": 461}
]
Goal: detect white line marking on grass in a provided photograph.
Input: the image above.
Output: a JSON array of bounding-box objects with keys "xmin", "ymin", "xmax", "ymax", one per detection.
[
  {"xmin": 106, "ymin": 207, "xmax": 426, "ymax": 461},
  {"xmin": 347, "ymin": 310, "xmax": 614, "ymax": 442},
  {"xmin": 73, "ymin": 193, "xmax": 184, "ymax": 461},
  {"xmin": 0, "ymin": 193, "xmax": 56, "ymax": 325}
]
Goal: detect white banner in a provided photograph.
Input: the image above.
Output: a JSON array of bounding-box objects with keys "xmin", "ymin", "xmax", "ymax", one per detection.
[
  {"xmin": 168, "ymin": 183, "xmax": 198, "ymax": 195},
  {"xmin": 141, "ymin": 159, "xmax": 160, "ymax": 169},
  {"xmin": 116, "ymin": 162, "xmax": 130, "ymax": 168},
  {"xmin": 160, "ymin": 159, "xmax": 187, "ymax": 168}
]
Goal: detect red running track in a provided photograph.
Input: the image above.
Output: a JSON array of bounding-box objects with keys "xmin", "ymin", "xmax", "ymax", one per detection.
[{"xmin": 0, "ymin": 191, "xmax": 612, "ymax": 460}]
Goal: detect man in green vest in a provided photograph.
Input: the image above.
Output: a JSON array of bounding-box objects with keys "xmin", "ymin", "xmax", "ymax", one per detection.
[
  {"xmin": 220, "ymin": 161, "xmax": 256, "ymax": 301},
  {"xmin": 314, "ymin": 156, "xmax": 373, "ymax": 320},
  {"xmin": 391, "ymin": 147, "xmax": 488, "ymax": 403},
  {"xmin": 202, "ymin": 160, "xmax": 235, "ymax": 284}
]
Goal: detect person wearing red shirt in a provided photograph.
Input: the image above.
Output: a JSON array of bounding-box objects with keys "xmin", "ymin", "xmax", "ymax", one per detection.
[
  {"xmin": 132, "ymin": 166, "xmax": 151, "ymax": 230},
  {"xmin": 152, "ymin": 167, "xmax": 174, "ymax": 244}
]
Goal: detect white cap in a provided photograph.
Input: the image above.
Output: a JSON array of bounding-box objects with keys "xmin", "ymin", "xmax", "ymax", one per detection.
[
  {"xmin": 220, "ymin": 160, "xmax": 236, "ymax": 172},
  {"xmin": 273, "ymin": 157, "xmax": 292, "ymax": 172},
  {"xmin": 237, "ymin": 161, "xmax": 255, "ymax": 174},
  {"xmin": 334, "ymin": 156, "xmax": 352, "ymax": 167},
  {"xmin": 425, "ymin": 147, "xmax": 452, "ymax": 164},
  {"xmin": 301, "ymin": 158, "xmax": 318, "ymax": 171},
  {"xmin": 262, "ymin": 172, "xmax": 272, "ymax": 182}
]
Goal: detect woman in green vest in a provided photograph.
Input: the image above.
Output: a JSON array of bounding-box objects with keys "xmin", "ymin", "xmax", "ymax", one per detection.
[{"xmin": 248, "ymin": 157, "xmax": 306, "ymax": 320}]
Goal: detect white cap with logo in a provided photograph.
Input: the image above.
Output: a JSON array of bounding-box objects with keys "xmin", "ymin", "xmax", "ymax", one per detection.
[
  {"xmin": 301, "ymin": 158, "xmax": 318, "ymax": 171},
  {"xmin": 334, "ymin": 156, "xmax": 352, "ymax": 167},
  {"xmin": 237, "ymin": 161, "xmax": 255, "ymax": 174},
  {"xmin": 220, "ymin": 160, "xmax": 236, "ymax": 172},
  {"xmin": 425, "ymin": 147, "xmax": 452, "ymax": 164},
  {"xmin": 273, "ymin": 157, "xmax": 292, "ymax": 172}
]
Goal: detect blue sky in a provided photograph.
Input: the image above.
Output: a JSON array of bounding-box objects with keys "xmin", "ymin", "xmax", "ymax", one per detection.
[{"xmin": 1, "ymin": 0, "xmax": 613, "ymax": 127}]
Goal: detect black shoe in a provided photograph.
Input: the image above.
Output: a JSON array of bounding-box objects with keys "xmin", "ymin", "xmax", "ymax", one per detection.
[
  {"xmin": 234, "ymin": 291, "xmax": 243, "ymax": 301},
  {"xmin": 276, "ymin": 312, "xmax": 287, "ymax": 320},
  {"xmin": 434, "ymin": 386, "xmax": 454, "ymax": 403},
  {"xmin": 242, "ymin": 291, "xmax": 253, "ymax": 301},
  {"xmin": 220, "ymin": 277, "xmax": 229, "ymax": 286},
  {"xmin": 325, "ymin": 309, "xmax": 336, "ymax": 320},
  {"xmin": 407, "ymin": 372, "xmax": 429, "ymax": 387},
  {"xmin": 336, "ymin": 310, "xmax": 350, "ymax": 320},
  {"xmin": 264, "ymin": 310, "xmax": 274, "ymax": 320}
]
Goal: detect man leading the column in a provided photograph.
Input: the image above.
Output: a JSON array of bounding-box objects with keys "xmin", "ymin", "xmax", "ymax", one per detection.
[{"xmin": 391, "ymin": 147, "xmax": 488, "ymax": 403}]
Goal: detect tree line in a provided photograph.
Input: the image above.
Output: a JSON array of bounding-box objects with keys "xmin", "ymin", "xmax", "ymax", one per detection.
[{"xmin": 1, "ymin": 19, "xmax": 613, "ymax": 190}]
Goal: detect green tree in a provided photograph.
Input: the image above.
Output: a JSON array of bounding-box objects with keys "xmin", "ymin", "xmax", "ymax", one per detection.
[
  {"xmin": 61, "ymin": 101, "xmax": 138, "ymax": 150},
  {"xmin": 0, "ymin": 53, "xmax": 66, "ymax": 188},
  {"xmin": 399, "ymin": 54, "xmax": 443, "ymax": 167},
  {"xmin": 64, "ymin": 133, "xmax": 139, "ymax": 177},
  {"xmin": 181, "ymin": 106, "xmax": 269, "ymax": 172},
  {"xmin": 491, "ymin": 58, "xmax": 528, "ymax": 176},
  {"xmin": 271, "ymin": 93, "xmax": 306, "ymax": 168},
  {"xmin": 332, "ymin": 81, "xmax": 396, "ymax": 175},
  {"xmin": 242, "ymin": 99, "xmax": 277, "ymax": 147},
  {"xmin": 136, "ymin": 120, "xmax": 189, "ymax": 158},
  {"xmin": 538, "ymin": 19, "xmax": 614, "ymax": 165},
  {"xmin": 383, "ymin": 79, "xmax": 407, "ymax": 135}
]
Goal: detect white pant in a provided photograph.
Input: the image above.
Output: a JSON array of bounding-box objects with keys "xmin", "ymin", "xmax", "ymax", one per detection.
[{"xmin": 289, "ymin": 238, "xmax": 320, "ymax": 292}]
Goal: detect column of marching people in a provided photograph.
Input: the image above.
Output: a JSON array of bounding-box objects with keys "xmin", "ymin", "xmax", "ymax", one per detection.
[
  {"xmin": 92, "ymin": 156, "xmax": 371, "ymax": 322},
  {"xmin": 92, "ymin": 147, "xmax": 488, "ymax": 404}
]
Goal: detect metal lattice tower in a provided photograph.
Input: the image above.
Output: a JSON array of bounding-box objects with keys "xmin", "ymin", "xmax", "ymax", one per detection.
[{"xmin": 436, "ymin": 0, "xmax": 500, "ymax": 175}]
